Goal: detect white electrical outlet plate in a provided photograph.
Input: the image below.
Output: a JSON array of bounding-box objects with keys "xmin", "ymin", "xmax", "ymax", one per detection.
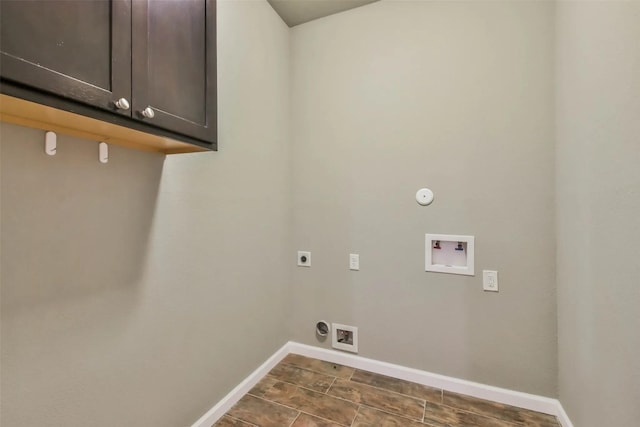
[
  {"xmin": 332, "ymin": 323, "xmax": 358, "ymax": 353},
  {"xmin": 483, "ymin": 270, "xmax": 498, "ymax": 292},
  {"xmin": 297, "ymin": 251, "xmax": 311, "ymax": 267},
  {"xmin": 349, "ymin": 253, "xmax": 359, "ymax": 271}
]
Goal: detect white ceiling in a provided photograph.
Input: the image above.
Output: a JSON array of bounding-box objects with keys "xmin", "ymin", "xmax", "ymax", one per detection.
[{"xmin": 267, "ymin": 0, "xmax": 380, "ymax": 27}]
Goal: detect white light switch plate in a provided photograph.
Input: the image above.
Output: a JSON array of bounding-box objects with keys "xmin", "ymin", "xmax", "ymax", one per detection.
[
  {"xmin": 483, "ymin": 270, "xmax": 498, "ymax": 292},
  {"xmin": 349, "ymin": 254, "xmax": 359, "ymax": 271}
]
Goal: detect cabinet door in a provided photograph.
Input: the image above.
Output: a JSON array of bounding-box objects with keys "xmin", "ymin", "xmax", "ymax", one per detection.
[
  {"xmin": 131, "ymin": 0, "xmax": 217, "ymax": 143},
  {"xmin": 0, "ymin": 0, "xmax": 131, "ymax": 115}
]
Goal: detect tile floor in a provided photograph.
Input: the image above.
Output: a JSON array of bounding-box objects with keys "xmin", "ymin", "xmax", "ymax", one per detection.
[{"xmin": 214, "ymin": 354, "xmax": 560, "ymax": 427}]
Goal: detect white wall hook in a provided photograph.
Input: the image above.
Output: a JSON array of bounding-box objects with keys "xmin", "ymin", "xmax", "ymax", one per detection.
[
  {"xmin": 99, "ymin": 142, "xmax": 109, "ymax": 164},
  {"xmin": 45, "ymin": 131, "xmax": 57, "ymax": 156}
]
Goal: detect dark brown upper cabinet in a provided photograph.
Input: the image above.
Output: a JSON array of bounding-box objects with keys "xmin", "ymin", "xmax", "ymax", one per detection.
[
  {"xmin": 0, "ymin": 0, "xmax": 132, "ymax": 115},
  {"xmin": 0, "ymin": 0, "xmax": 217, "ymax": 153},
  {"xmin": 132, "ymin": 0, "xmax": 216, "ymax": 142}
]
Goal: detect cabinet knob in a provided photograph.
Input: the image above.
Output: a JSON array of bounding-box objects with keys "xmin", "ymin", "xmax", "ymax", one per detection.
[
  {"xmin": 141, "ymin": 107, "xmax": 155, "ymax": 119},
  {"xmin": 114, "ymin": 98, "xmax": 130, "ymax": 110}
]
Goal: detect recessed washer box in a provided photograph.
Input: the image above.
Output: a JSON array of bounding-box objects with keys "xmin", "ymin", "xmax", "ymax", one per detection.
[{"xmin": 425, "ymin": 234, "xmax": 475, "ymax": 276}]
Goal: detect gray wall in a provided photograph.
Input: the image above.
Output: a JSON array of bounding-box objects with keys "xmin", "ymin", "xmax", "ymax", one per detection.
[
  {"xmin": 289, "ymin": 1, "xmax": 557, "ymax": 396},
  {"xmin": 556, "ymin": 2, "xmax": 640, "ymax": 426},
  {"xmin": 5, "ymin": 1, "xmax": 639, "ymax": 425},
  {"xmin": 0, "ymin": 1, "xmax": 291, "ymax": 426}
]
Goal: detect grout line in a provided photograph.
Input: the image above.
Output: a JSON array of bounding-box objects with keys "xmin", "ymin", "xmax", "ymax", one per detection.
[
  {"xmin": 350, "ymin": 405, "xmax": 363, "ymax": 427},
  {"xmin": 348, "ymin": 371, "xmax": 444, "ymax": 403},
  {"xmin": 265, "ymin": 364, "xmax": 337, "ymax": 395},
  {"xmin": 268, "ymin": 376, "xmax": 338, "ymax": 396},
  {"xmin": 243, "ymin": 394, "xmax": 305, "ymax": 417},
  {"xmin": 287, "ymin": 412, "xmax": 301, "ymax": 427},
  {"xmin": 246, "ymin": 383, "xmax": 352, "ymax": 426},
  {"xmin": 282, "ymin": 356, "xmax": 355, "ymax": 380},
  {"xmin": 435, "ymin": 400, "xmax": 524, "ymax": 427},
  {"xmin": 323, "ymin": 389, "xmax": 370, "ymax": 407},
  {"xmin": 246, "ymin": 374, "xmax": 270, "ymax": 398},
  {"xmin": 308, "ymin": 384, "xmax": 426, "ymax": 423},
  {"xmin": 278, "ymin": 361, "xmax": 338, "ymax": 381},
  {"xmin": 447, "ymin": 393, "xmax": 559, "ymax": 426},
  {"xmin": 221, "ymin": 414, "xmax": 260, "ymax": 427},
  {"xmin": 357, "ymin": 404, "xmax": 425, "ymax": 424},
  {"xmin": 297, "ymin": 410, "xmax": 350, "ymax": 427},
  {"xmin": 261, "ymin": 383, "xmax": 352, "ymax": 426},
  {"xmin": 326, "ymin": 376, "xmax": 338, "ymax": 394},
  {"xmin": 342, "ymin": 376, "xmax": 430, "ymax": 406}
]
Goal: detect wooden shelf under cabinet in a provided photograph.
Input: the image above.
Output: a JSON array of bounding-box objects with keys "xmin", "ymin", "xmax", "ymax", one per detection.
[{"xmin": 0, "ymin": 94, "xmax": 209, "ymax": 154}]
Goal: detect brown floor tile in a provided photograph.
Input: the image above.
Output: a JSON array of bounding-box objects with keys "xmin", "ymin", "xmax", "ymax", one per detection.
[
  {"xmin": 258, "ymin": 378, "xmax": 298, "ymax": 400},
  {"xmin": 226, "ymin": 395, "xmax": 299, "ymax": 427},
  {"xmin": 283, "ymin": 354, "xmax": 355, "ymax": 379},
  {"xmin": 422, "ymin": 400, "xmax": 465, "ymax": 427},
  {"xmin": 290, "ymin": 413, "xmax": 346, "ymax": 427},
  {"xmin": 518, "ymin": 411, "xmax": 561, "ymax": 427},
  {"xmin": 351, "ymin": 405, "xmax": 425, "ymax": 427},
  {"xmin": 268, "ymin": 362, "xmax": 336, "ymax": 392},
  {"xmin": 248, "ymin": 375, "xmax": 280, "ymax": 398},
  {"xmin": 443, "ymin": 391, "xmax": 560, "ymax": 427},
  {"xmin": 455, "ymin": 409, "xmax": 522, "ymax": 427},
  {"xmin": 350, "ymin": 369, "xmax": 442, "ymax": 403},
  {"xmin": 261, "ymin": 380, "xmax": 359, "ymax": 426},
  {"xmin": 423, "ymin": 400, "xmax": 521, "ymax": 427},
  {"xmin": 213, "ymin": 415, "xmax": 257, "ymax": 426},
  {"xmin": 220, "ymin": 355, "xmax": 561, "ymax": 427},
  {"xmin": 443, "ymin": 391, "xmax": 556, "ymax": 425},
  {"xmin": 327, "ymin": 378, "xmax": 425, "ymax": 420}
]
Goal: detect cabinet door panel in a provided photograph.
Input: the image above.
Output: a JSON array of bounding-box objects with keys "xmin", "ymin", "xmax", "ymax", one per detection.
[
  {"xmin": 0, "ymin": 0, "xmax": 131, "ymax": 115},
  {"xmin": 132, "ymin": 0, "xmax": 216, "ymax": 143}
]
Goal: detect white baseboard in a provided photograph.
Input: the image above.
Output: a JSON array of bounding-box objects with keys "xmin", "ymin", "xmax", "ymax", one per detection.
[
  {"xmin": 192, "ymin": 341, "xmax": 575, "ymax": 427},
  {"xmin": 190, "ymin": 343, "xmax": 291, "ymax": 427},
  {"xmin": 556, "ymin": 402, "xmax": 575, "ymax": 427}
]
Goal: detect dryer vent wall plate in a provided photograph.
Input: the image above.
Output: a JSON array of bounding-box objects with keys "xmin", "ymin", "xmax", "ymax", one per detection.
[{"xmin": 315, "ymin": 321, "xmax": 330, "ymax": 337}]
